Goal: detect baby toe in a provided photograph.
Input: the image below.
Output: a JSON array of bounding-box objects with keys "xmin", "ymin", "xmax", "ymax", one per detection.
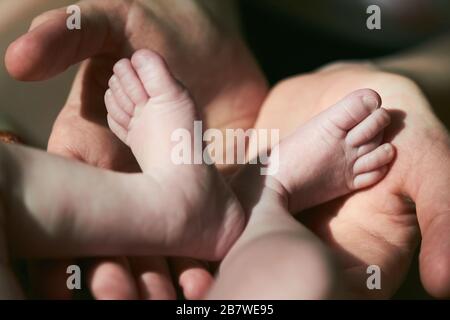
[
  {"xmin": 327, "ymin": 89, "xmax": 381, "ymax": 131},
  {"xmin": 353, "ymin": 166, "xmax": 389, "ymax": 189},
  {"xmin": 105, "ymin": 89, "xmax": 131, "ymax": 129},
  {"xmin": 357, "ymin": 132, "xmax": 383, "ymax": 157},
  {"xmin": 113, "ymin": 59, "xmax": 148, "ymax": 105},
  {"xmin": 131, "ymin": 49, "xmax": 184, "ymax": 98},
  {"xmin": 108, "ymin": 75, "xmax": 135, "ymax": 115},
  {"xmin": 352, "ymin": 143, "xmax": 395, "ymax": 190},
  {"xmin": 346, "ymin": 108, "xmax": 391, "ymax": 147}
]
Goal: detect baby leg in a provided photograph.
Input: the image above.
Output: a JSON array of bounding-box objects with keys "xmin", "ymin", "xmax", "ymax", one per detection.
[
  {"xmin": 207, "ymin": 185, "xmax": 345, "ymax": 299},
  {"xmin": 0, "ymin": 143, "xmax": 231, "ymax": 260}
]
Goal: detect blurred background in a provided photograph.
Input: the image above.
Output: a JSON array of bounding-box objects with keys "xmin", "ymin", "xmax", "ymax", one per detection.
[
  {"xmin": 1, "ymin": 0, "xmax": 449, "ymax": 299},
  {"xmin": 240, "ymin": 0, "xmax": 450, "ymax": 83}
]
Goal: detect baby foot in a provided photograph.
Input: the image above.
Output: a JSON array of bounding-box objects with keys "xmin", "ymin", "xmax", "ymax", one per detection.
[
  {"xmin": 270, "ymin": 89, "xmax": 395, "ymax": 213},
  {"xmin": 104, "ymin": 49, "xmax": 245, "ymax": 260}
]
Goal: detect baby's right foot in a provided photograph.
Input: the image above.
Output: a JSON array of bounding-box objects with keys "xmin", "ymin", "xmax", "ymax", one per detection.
[
  {"xmin": 104, "ymin": 50, "xmax": 245, "ymax": 260},
  {"xmin": 269, "ymin": 89, "xmax": 395, "ymax": 213}
]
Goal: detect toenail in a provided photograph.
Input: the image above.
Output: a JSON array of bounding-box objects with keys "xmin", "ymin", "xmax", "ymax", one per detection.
[
  {"xmin": 383, "ymin": 144, "xmax": 392, "ymax": 153},
  {"xmin": 109, "ymin": 75, "xmax": 118, "ymax": 86},
  {"xmin": 362, "ymin": 95, "xmax": 379, "ymax": 110},
  {"xmin": 114, "ymin": 61, "xmax": 127, "ymax": 73},
  {"xmin": 133, "ymin": 52, "xmax": 147, "ymax": 68}
]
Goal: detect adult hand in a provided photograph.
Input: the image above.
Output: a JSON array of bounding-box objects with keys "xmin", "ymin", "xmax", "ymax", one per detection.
[
  {"xmin": 5, "ymin": 0, "xmax": 267, "ymax": 299},
  {"xmin": 253, "ymin": 62, "xmax": 450, "ymax": 298}
]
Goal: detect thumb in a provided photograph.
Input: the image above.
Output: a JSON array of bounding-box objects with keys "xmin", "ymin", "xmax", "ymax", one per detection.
[
  {"xmin": 413, "ymin": 136, "xmax": 450, "ymax": 298},
  {"xmin": 5, "ymin": 1, "xmax": 125, "ymax": 81}
]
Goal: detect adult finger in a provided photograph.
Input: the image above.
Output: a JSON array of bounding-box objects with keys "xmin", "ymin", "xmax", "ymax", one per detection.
[
  {"xmin": 412, "ymin": 134, "xmax": 450, "ymax": 298},
  {"xmin": 129, "ymin": 256, "xmax": 177, "ymax": 300},
  {"xmin": 5, "ymin": 0, "xmax": 126, "ymax": 81},
  {"xmin": 87, "ymin": 257, "xmax": 139, "ymax": 299},
  {"xmin": 170, "ymin": 258, "xmax": 214, "ymax": 300}
]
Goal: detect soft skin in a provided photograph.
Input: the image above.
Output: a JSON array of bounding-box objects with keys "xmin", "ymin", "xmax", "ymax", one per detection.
[
  {"xmin": 251, "ymin": 62, "xmax": 450, "ymax": 298},
  {"xmin": 5, "ymin": 0, "xmax": 267, "ymax": 300}
]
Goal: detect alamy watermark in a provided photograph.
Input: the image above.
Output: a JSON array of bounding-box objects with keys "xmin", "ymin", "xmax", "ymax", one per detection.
[
  {"xmin": 171, "ymin": 121, "xmax": 279, "ymax": 175},
  {"xmin": 366, "ymin": 5, "xmax": 381, "ymax": 30},
  {"xmin": 66, "ymin": 5, "xmax": 81, "ymax": 30},
  {"xmin": 65, "ymin": 4, "xmax": 382, "ymax": 35},
  {"xmin": 366, "ymin": 265, "xmax": 381, "ymax": 290},
  {"xmin": 66, "ymin": 264, "xmax": 81, "ymax": 290}
]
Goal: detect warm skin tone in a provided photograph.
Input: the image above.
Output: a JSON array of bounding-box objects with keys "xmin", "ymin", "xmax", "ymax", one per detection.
[
  {"xmin": 103, "ymin": 49, "xmax": 397, "ymax": 299},
  {"xmin": 5, "ymin": 0, "xmax": 267, "ymax": 299},
  {"xmin": 251, "ymin": 62, "xmax": 450, "ymax": 298},
  {"xmin": 105, "ymin": 50, "xmax": 394, "ymax": 219},
  {"xmin": 0, "ymin": 52, "xmax": 395, "ymax": 299},
  {"xmin": 0, "ymin": 142, "xmax": 242, "ymax": 299},
  {"xmin": 5, "ymin": 0, "xmax": 450, "ymax": 299}
]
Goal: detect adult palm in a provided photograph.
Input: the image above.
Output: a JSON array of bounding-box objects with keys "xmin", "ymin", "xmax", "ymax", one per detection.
[{"xmin": 253, "ymin": 63, "xmax": 450, "ymax": 298}]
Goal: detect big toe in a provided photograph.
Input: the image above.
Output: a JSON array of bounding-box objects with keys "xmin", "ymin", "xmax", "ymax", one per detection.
[
  {"xmin": 131, "ymin": 49, "xmax": 184, "ymax": 99},
  {"xmin": 327, "ymin": 88, "xmax": 382, "ymax": 131},
  {"xmin": 346, "ymin": 108, "xmax": 391, "ymax": 147}
]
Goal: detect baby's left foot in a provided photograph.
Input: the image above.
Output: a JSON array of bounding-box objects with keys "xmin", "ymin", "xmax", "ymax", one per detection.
[
  {"xmin": 104, "ymin": 50, "xmax": 245, "ymax": 260},
  {"xmin": 270, "ymin": 89, "xmax": 395, "ymax": 213}
]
